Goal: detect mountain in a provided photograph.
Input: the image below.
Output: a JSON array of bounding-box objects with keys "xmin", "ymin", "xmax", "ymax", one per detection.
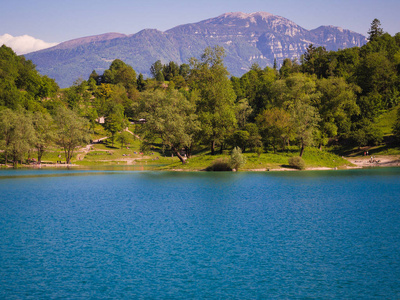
[{"xmin": 25, "ymin": 12, "xmax": 367, "ymax": 88}]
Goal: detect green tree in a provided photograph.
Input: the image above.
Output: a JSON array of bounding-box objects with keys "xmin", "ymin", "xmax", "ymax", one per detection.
[
  {"xmin": 190, "ymin": 46, "xmax": 237, "ymax": 154},
  {"xmin": 230, "ymin": 130, "xmax": 250, "ymax": 153},
  {"xmin": 230, "ymin": 147, "xmax": 247, "ymax": 171},
  {"xmin": 32, "ymin": 111, "xmax": 55, "ymax": 163},
  {"xmin": 0, "ymin": 109, "xmax": 34, "ymax": 166},
  {"xmin": 109, "ymin": 59, "xmax": 137, "ymax": 92},
  {"xmin": 316, "ymin": 77, "xmax": 361, "ymax": 147},
  {"xmin": 368, "ymin": 18, "xmax": 384, "ymax": 42},
  {"xmin": 290, "ymin": 100, "xmax": 321, "ymax": 157},
  {"xmin": 104, "ymin": 103, "xmax": 126, "ymax": 147},
  {"xmin": 235, "ymin": 98, "xmax": 253, "ymax": 128},
  {"xmin": 150, "ymin": 60, "xmax": 165, "ymax": 82},
  {"xmin": 138, "ymin": 89, "xmax": 199, "ymax": 164},
  {"xmin": 256, "ymin": 107, "xmax": 293, "ymax": 153},
  {"xmin": 137, "ymin": 73, "xmax": 146, "ymax": 91},
  {"xmin": 393, "ymin": 107, "xmax": 400, "ymax": 143},
  {"xmin": 54, "ymin": 107, "xmax": 90, "ymax": 164},
  {"xmin": 244, "ymin": 123, "xmax": 262, "ymax": 152}
]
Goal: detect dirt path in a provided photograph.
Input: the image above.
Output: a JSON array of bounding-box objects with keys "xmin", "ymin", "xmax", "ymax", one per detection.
[{"xmin": 345, "ymin": 155, "xmax": 400, "ymax": 168}]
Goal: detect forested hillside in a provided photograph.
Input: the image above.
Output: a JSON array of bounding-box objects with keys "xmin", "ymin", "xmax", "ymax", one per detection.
[{"xmin": 1, "ymin": 19, "xmax": 400, "ymax": 168}]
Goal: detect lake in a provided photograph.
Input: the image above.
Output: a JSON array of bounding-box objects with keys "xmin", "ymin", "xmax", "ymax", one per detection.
[{"xmin": 1, "ymin": 168, "xmax": 400, "ymax": 299}]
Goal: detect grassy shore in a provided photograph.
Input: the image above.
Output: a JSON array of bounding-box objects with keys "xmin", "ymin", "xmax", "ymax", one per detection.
[{"xmin": 2, "ymin": 126, "xmax": 400, "ymax": 171}]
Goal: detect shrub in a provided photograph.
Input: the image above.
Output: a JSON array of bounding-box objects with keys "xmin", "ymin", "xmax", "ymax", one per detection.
[
  {"xmin": 288, "ymin": 156, "xmax": 306, "ymax": 170},
  {"xmin": 205, "ymin": 158, "xmax": 232, "ymax": 171},
  {"xmin": 230, "ymin": 147, "xmax": 247, "ymax": 171}
]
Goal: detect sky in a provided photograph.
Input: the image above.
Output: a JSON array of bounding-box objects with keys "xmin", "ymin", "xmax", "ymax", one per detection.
[{"xmin": 1, "ymin": 0, "xmax": 399, "ymax": 54}]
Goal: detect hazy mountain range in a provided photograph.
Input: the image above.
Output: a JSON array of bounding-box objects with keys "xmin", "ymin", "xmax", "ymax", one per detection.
[{"xmin": 25, "ymin": 12, "xmax": 367, "ymax": 88}]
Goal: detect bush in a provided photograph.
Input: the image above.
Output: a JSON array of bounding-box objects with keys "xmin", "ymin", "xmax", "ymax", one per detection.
[
  {"xmin": 230, "ymin": 147, "xmax": 247, "ymax": 171},
  {"xmin": 288, "ymin": 156, "xmax": 306, "ymax": 170},
  {"xmin": 205, "ymin": 158, "xmax": 232, "ymax": 171}
]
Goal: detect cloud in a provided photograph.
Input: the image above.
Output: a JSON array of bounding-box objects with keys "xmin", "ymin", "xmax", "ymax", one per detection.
[{"xmin": 0, "ymin": 34, "xmax": 59, "ymax": 55}]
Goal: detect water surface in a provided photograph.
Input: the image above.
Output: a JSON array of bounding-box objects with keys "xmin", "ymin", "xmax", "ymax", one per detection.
[{"xmin": 1, "ymin": 169, "xmax": 400, "ymax": 298}]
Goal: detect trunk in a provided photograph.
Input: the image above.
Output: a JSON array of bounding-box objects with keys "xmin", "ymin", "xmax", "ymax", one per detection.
[
  {"xmin": 37, "ymin": 146, "xmax": 44, "ymax": 164},
  {"xmin": 185, "ymin": 146, "xmax": 192, "ymax": 159},
  {"xmin": 219, "ymin": 144, "xmax": 223, "ymax": 155},
  {"xmin": 5, "ymin": 151, "xmax": 8, "ymax": 166},
  {"xmin": 13, "ymin": 152, "xmax": 17, "ymax": 168},
  {"xmin": 172, "ymin": 147, "xmax": 186, "ymax": 164},
  {"xmin": 299, "ymin": 143, "xmax": 305, "ymax": 157},
  {"xmin": 211, "ymin": 140, "xmax": 215, "ymax": 155}
]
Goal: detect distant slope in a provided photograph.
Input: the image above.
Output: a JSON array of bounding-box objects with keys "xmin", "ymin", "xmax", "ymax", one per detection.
[{"xmin": 25, "ymin": 12, "xmax": 367, "ymax": 88}]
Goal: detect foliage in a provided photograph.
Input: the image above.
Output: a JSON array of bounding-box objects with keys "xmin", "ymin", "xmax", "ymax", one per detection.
[
  {"xmin": 256, "ymin": 107, "xmax": 293, "ymax": 153},
  {"xmin": 137, "ymin": 89, "xmax": 199, "ymax": 164},
  {"xmin": 393, "ymin": 107, "xmax": 400, "ymax": 143},
  {"xmin": 0, "ymin": 108, "xmax": 35, "ymax": 166},
  {"xmin": 288, "ymin": 156, "xmax": 306, "ymax": 170},
  {"xmin": 368, "ymin": 19, "xmax": 384, "ymax": 42},
  {"xmin": 53, "ymin": 106, "xmax": 91, "ymax": 164},
  {"xmin": 190, "ymin": 46, "xmax": 237, "ymax": 155},
  {"xmin": 230, "ymin": 147, "xmax": 247, "ymax": 171},
  {"xmin": 205, "ymin": 158, "xmax": 232, "ymax": 171}
]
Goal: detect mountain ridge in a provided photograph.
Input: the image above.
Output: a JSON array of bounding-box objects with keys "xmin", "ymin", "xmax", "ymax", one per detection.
[{"xmin": 25, "ymin": 12, "xmax": 367, "ymax": 88}]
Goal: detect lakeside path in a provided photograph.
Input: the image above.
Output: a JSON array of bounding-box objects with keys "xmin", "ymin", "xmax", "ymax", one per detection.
[{"xmin": 344, "ymin": 155, "xmax": 400, "ymax": 168}]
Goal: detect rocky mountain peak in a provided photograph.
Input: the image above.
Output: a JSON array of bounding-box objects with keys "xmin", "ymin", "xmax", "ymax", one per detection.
[{"xmin": 25, "ymin": 12, "xmax": 367, "ymax": 88}]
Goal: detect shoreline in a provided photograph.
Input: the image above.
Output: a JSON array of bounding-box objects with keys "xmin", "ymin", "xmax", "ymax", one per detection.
[{"xmin": 2, "ymin": 155, "xmax": 400, "ymax": 171}]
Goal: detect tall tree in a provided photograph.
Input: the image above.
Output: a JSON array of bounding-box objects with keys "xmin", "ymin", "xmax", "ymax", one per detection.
[
  {"xmin": 256, "ymin": 107, "xmax": 293, "ymax": 153},
  {"xmin": 104, "ymin": 102, "xmax": 126, "ymax": 147},
  {"xmin": 289, "ymin": 101, "xmax": 321, "ymax": 157},
  {"xmin": 137, "ymin": 89, "xmax": 199, "ymax": 164},
  {"xmin": 315, "ymin": 77, "xmax": 360, "ymax": 146},
  {"xmin": 150, "ymin": 60, "xmax": 164, "ymax": 82},
  {"xmin": 0, "ymin": 109, "xmax": 34, "ymax": 166},
  {"xmin": 32, "ymin": 111, "xmax": 56, "ymax": 163},
  {"xmin": 54, "ymin": 107, "xmax": 90, "ymax": 164},
  {"xmin": 368, "ymin": 18, "xmax": 384, "ymax": 42},
  {"xmin": 190, "ymin": 46, "xmax": 237, "ymax": 154}
]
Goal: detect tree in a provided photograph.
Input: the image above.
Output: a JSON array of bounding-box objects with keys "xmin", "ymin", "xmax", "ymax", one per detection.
[
  {"xmin": 32, "ymin": 111, "xmax": 55, "ymax": 163},
  {"xmin": 316, "ymin": 77, "xmax": 360, "ymax": 147},
  {"xmin": 150, "ymin": 60, "xmax": 164, "ymax": 82},
  {"xmin": 393, "ymin": 107, "xmax": 400, "ymax": 144},
  {"xmin": 109, "ymin": 59, "xmax": 137, "ymax": 92},
  {"xmin": 235, "ymin": 98, "xmax": 253, "ymax": 129},
  {"xmin": 244, "ymin": 123, "xmax": 262, "ymax": 152},
  {"xmin": 104, "ymin": 103, "xmax": 126, "ymax": 147},
  {"xmin": 137, "ymin": 89, "xmax": 200, "ymax": 164},
  {"xmin": 0, "ymin": 108, "xmax": 34, "ymax": 166},
  {"xmin": 290, "ymin": 100, "xmax": 321, "ymax": 157},
  {"xmin": 137, "ymin": 73, "xmax": 146, "ymax": 91},
  {"xmin": 230, "ymin": 147, "xmax": 247, "ymax": 171},
  {"xmin": 190, "ymin": 46, "xmax": 237, "ymax": 154},
  {"xmin": 230, "ymin": 130, "xmax": 250, "ymax": 153},
  {"xmin": 256, "ymin": 107, "xmax": 293, "ymax": 153},
  {"xmin": 54, "ymin": 107, "xmax": 90, "ymax": 164},
  {"xmin": 368, "ymin": 18, "xmax": 384, "ymax": 42}
]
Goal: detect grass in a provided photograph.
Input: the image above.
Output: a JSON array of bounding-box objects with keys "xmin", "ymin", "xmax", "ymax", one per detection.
[
  {"xmin": 375, "ymin": 105, "xmax": 399, "ymax": 136},
  {"xmin": 157, "ymin": 146, "xmax": 352, "ymax": 171}
]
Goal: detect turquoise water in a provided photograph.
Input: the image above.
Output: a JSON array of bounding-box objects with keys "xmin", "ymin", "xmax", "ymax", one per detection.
[{"xmin": 1, "ymin": 168, "xmax": 400, "ymax": 299}]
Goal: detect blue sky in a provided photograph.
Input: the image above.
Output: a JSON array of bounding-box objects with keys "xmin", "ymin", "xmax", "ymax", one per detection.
[{"xmin": 1, "ymin": 0, "xmax": 399, "ymax": 44}]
